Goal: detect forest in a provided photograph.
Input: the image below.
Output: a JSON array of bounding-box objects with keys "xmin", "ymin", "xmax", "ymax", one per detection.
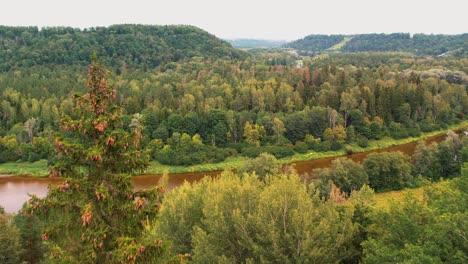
[
  {"xmin": 0, "ymin": 25, "xmax": 467, "ymax": 263},
  {"xmin": 0, "ymin": 48, "xmax": 466, "ymax": 167},
  {"xmin": 286, "ymin": 33, "xmax": 468, "ymax": 57}
]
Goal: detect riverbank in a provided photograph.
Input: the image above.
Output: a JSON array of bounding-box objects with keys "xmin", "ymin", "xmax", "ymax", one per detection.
[{"xmin": 1, "ymin": 121, "xmax": 466, "ymax": 177}]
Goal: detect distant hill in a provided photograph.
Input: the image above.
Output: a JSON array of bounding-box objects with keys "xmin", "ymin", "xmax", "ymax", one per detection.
[
  {"xmin": 0, "ymin": 24, "xmax": 247, "ymax": 71},
  {"xmin": 285, "ymin": 33, "xmax": 468, "ymax": 57},
  {"xmin": 226, "ymin": 39, "xmax": 288, "ymax": 49},
  {"xmin": 284, "ymin": 35, "xmax": 345, "ymax": 52}
]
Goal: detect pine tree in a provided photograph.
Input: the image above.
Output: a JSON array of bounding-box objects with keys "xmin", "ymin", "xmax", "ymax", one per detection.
[{"xmin": 25, "ymin": 58, "xmax": 165, "ymax": 263}]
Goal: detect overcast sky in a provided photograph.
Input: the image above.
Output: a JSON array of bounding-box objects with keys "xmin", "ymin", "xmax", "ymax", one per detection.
[{"xmin": 2, "ymin": 0, "xmax": 467, "ymax": 40}]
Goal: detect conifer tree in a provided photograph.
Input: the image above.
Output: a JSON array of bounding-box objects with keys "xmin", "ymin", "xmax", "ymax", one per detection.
[{"xmin": 25, "ymin": 58, "xmax": 165, "ymax": 263}]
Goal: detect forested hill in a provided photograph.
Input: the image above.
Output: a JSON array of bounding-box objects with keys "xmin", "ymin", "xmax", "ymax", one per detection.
[
  {"xmin": 285, "ymin": 33, "xmax": 468, "ymax": 56},
  {"xmin": 0, "ymin": 24, "xmax": 247, "ymax": 71},
  {"xmin": 226, "ymin": 39, "xmax": 288, "ymax": 49},
  {"xmin": 284, "ymin": 35, "xmax": 346, "ymax": 52}
]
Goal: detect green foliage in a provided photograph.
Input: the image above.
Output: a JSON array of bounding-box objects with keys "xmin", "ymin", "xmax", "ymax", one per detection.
[
  {"xmin": 412, "ymin": 141, "xmax": 441, "ymax": 181},
  {"xmin": 363, "ymin": 151, "xmax": 413, "ymax": 192},
  {"xmin": 155, "ymin": 133, "xmax": 232, "ymax": 166},
  {"xmin": 388, "ymin": 121, "xmax": 409, "ymax": 139},
  {"xmin": 363, "ymin": 175, "xmax": 468, "ymax": 263},
  {"xmin": 241, "ymin": 145, "xmax": 295, "ymax": 159},
  {"xmin": 437, "ymin": 137, "xmax": 462, "ymax": 178},
  {"xmin": 156, "ymin": 171, "xmax": 358, "ymax": 263},
  {"xmin": 25, "ymin": 61, "xmax": 165, "ymax": 263},
  {"xmin": 316, "ymin": 158, "xmax": 369, "ymax": 195},
  {"xmin": 285, "ymin": 35, "xmax": 345, "ymax": 52},
  {"xmin": 0, "ymin": 25, "xmax": 246, "ymax": 71},
  {"xmin": 239, "ymin": 152, "xmax": 279, "ymax": 180},
  {"xmin": 286, "ymin": 33, "xmax": 467, "ymax": 56},
  {"xmin": 357, "ymin": 136, "xmax": 369, "ymax": 148},
  {"xmin": 342, "ymin": 33, "xmax": 468, "ymax": 56},
  {"xmin": 14, "ymin": 211, "xmax": 46, "ymax": 263},
  {"xmin": 0, "ymin": 214, "xmax": 23, "ymax": 264},
  {"xmin": 293, "ymin": 140, "xmax": 308, "ymax": 153},
  {"xmin": 348, "ymin": 185, "xmax": 376, "ymax": 263},
  {"xmin": 0, "ymin": 31, "xmax": 466, "ymax": 166},
  {"xmin": 155, "ymin": 180, "xmax": 208, "ymax": 255}
]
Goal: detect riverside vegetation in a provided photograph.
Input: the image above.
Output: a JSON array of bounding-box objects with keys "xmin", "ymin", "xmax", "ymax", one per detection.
[
  {"xmin": 0, "ymin": 26, "xmax": 467, "ymax": 172},
  {"xmin": 0, "ymin": 25, "xmax": 467, "ymax": 263}
]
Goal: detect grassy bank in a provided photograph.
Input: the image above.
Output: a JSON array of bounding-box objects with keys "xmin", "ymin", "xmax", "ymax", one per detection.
[
  {"xmin": 1, "ymin": 121, "xmax": 466, "ymax": 177},
  {"xmin": 280, "ymin": 121, "xmax": 467, "ymax": 164},
  {"xmin": 373, "ymin": 178, "xmax": 456, "ymax": 208},
  {"xmin": 374, "ymin": 186, "xmax": 426, "ymax": 208},
  {"xmin": 0, "ymin": 160, "xmax": 49, "ymax": 177}
]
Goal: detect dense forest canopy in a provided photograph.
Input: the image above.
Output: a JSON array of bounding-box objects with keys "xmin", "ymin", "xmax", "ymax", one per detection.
[
  {"xmin": 285, "ymin": 33, "xmax": 468, "ymax": 57},
  {"xmin": 0, "ymin": 24, "xmax": 247, "ymax": 72},
  {"xmin": 0, "ymin": 49, "xmax": 467, "ymax": 166},
  {"xmin": 0, "ymin": 24, "xmax": 467, "ymax": 263},
  {"xmin": 285, "ymin": 34, "xmax": 345, "ymax": 52}
]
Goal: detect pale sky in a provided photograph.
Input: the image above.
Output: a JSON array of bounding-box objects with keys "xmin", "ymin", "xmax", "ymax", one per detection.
[{"xmin": 2, "ymin": 0, "xmax": 467, "ymax": 40}]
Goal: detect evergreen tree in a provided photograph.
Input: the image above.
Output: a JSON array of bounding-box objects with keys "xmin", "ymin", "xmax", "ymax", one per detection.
[{"xmin": 25, "ymin": 59, "xmax": 165, "ymax": 263}]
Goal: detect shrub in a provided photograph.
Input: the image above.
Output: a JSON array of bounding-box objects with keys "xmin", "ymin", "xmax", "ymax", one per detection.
[
  {"xmin": 330, "ymin": 141, "xmax": 343, "ymax": 151},
  {"xmin": 264, "ymin": 145, "xmax": 295, "ymax": 158},
  {"xmin": 407, "ymin": 124, "xmax": 421, "ymax": 137},
  {"xmin": 227, "ymin": 142, "xmax": 254, "ymax": 153},
  {"xmin": 294, "ymin": 141, "xmax": 308, "ymax": 154},
  {"xmin": 388, "ymin": 122, "xmax": 408, "ymax": 139},
  {"xmin": 357, "ymin": 136, "xmax": 369, "ymax": 148},
  {"xmin": 313, "ymin": 141, "xmax": 332, "ymax": 152},
  {"xmin": 345, "ymin": 145, "xmax": 353, "ymax": 155},
  {"xmin": 241, "ymin": 146, "xmax": 264, "ymax": 158}
]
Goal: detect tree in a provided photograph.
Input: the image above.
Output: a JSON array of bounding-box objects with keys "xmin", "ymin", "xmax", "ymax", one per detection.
[
  {"xmin": 245, "ymin": 174, "xmax": 356, "ymax": 263},
  {"xmin": 323, "ymin": 125, "xmax": 347, "ymax": 149},
  {"xmin": 363, "ymin": 151, "xmax": 413, "ymax": 191},
  {"xmin": 412, "ymin": 141, "xmax": 440, "ymax": 181},
  {"xmin": 185, "ymin": 172, "xmax": 357, "ymax": 263},
  {"xmin": 155, "ymin": 180, "xmax": 208, "ymax": 256},
  {"xmin": 284, "ymin": 111, "xmax": 309, "ymax": 143},
  {"xmin": 272, "ymin": 117, "xmax": 285, "ymax": 143},
  {"xmin": 24, "ymin": 117, "xmax": 39, "ymax": 143},
  {"xmin": 437, "ymin": 137, "xmax": 461, "ymax": 178},
  {"xmin": 239, "ymin": 152, "xmax": 279, "ymax": 180},
  {"xmin": 317, "ymin": 158, "xmax": 369, "ymax": 195},
  {"xmin": 363, "ymin": 176, "xmax": 467, "ymax": 263},
  {"xmin": 0, "ymin": 213, "xmax": 22, "ymax": 264},
  {"xmin": 14, "ymin": 209, "xmax": 46, "ymax": 263},
  {"xmin": 243, "ymin": 121, "xmax": 265, "ymax": 146},
  {"xmin": 25, "ymin": 59, "xmax": 164, "ymax": 263},
  {"xmin": 340, "ymin": 91, "xmax": 358, "ymax": 127}
]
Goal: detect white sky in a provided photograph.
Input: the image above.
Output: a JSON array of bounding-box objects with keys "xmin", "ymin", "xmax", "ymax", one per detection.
[{"xmin": 1, "ymin": 0, "xmax": 467, "ymax": 40}]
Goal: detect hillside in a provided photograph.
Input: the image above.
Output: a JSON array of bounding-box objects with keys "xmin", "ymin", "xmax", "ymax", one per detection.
[
  {"xmin": 226, "ymin": 39, "xmax": 288, "ymax": 49},
  {"xmin": 0, "ymin": 24, "xmax": 247, "ymax": 71},
  {"xmin": 285, "ymin": 33, "xmax": 468, "ymax": 56},
  {"xmin": 284, "ymin": 34, "xmax": 345, "ymax": 53}
]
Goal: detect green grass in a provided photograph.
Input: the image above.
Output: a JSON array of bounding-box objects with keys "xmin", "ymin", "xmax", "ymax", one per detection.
[
  {"xmin": 374, "ymin": 186, "xmax": 426, "ymax": 208},
  {"xmin": 327, "ymin": 37, "xmax": 353, "ymax": 51},
  {"xmin": 144, "ymin": 156, "xmax": 249, "ymax": 175},
  {"xmin": 0, "ymin": 121, "xmax": 466, "ymax": 177},
  {"xmin": 0, "ymin": 160, "xmax": 49, "ymax": 177},
  {"xmin": 373, "ymin": 179, "xmax": 455, "ymax": 208}
]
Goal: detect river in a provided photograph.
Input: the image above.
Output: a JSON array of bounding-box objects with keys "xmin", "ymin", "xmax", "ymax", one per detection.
[{"xmin": 0, "ymin": 133, "xmax": 450, "ymax": 213}]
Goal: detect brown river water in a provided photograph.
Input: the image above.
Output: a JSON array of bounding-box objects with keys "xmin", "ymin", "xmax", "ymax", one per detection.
[{"xmin": 0, "ymin": 133, "xmax": 450, "ymax": 213}]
